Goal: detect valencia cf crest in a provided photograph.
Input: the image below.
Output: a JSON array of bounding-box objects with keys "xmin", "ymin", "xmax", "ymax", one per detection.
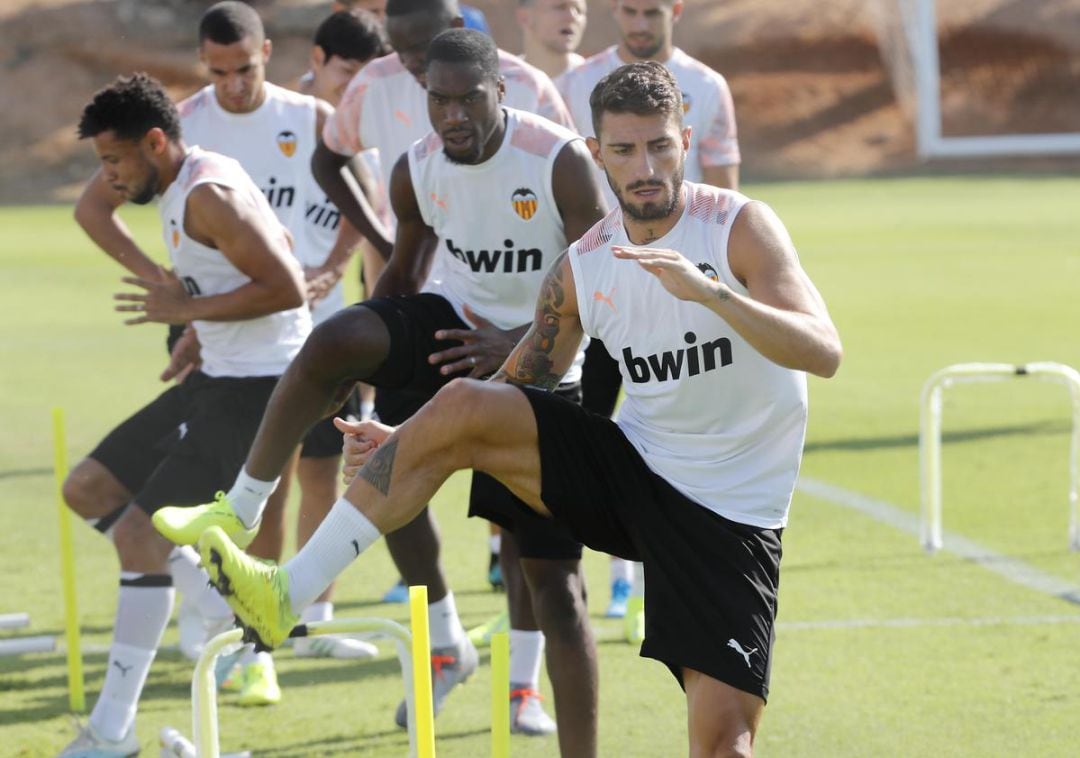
[
  {"xmin": 682, "ymin": 91, "xmax": 693, "ymax": 114},
  {"xmin": 169, "ymin": 220, "xmax": 180, "ymax": 248},
  {"xmin": 697, "ymin": 262, "xmax": 719, "ymax": 282},
  {"xmin": 277, "ymin": 130, "xmax": 298, "ymax": 158},
  {"xmin": 512, "ymin": 188, "xmax": 538, "ymax": 221}
]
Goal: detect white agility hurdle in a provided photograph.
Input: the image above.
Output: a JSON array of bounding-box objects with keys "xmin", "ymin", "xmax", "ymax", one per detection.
[
  {"xmin": 919, "ymin": 362, "xmax": 1080, "ymax": 553},
  {"xmin": 184, "ymin": 617, "xmax": 421, "ymax": 758}
]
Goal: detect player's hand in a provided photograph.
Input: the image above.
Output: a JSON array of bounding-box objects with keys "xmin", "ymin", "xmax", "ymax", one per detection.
[
  {"xmin": 304, "ymin": 264, "xmax": 343, "ymax": 307},
  {"xmin": 613, "ymin": 245, "xmax": 726, "ymax": 304},
  {"xmin": 115, "ymin": 268, "xmax": 192, "ymax": 325},
  {"xmin": 160, "ymin": 325, "xmax": 202, "ymax": 384},
  {"xmin": 335, "ymin": 417, "xmax": 395, "ymax": 485},
  {"xmin": 428, "ymin": 305, "xmax": 518, "ymax": 378}
]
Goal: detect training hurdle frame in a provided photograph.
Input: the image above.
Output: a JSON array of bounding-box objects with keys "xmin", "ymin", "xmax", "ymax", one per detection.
[
  {"xmin": 919, "ymin": 362, "xmax": 1080, "ymax": 553},
  {"xmin": 192, "ymin": 618, "xmax": 421, "ymax": 757}
]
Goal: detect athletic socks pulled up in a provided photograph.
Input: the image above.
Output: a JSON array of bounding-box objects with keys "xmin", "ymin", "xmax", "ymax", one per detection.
[
  {"xmin": 89, "ymin": 574, "xmax": 174, "ymax": 742},
  {"xmin": 226, "ymin": 469, "xmax": 280, "ymax": 529},
  {"xmin": 285, "ymin": 497, "xmax": 381, "ymax": 614}
]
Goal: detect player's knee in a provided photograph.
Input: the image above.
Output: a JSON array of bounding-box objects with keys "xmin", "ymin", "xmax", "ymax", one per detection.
[
  {"xmin": 693, "ymin": 730, "xmax": 753, "ymax": 758},
  {"xmin": 298, "ymin": 306, "xmax": 387, "ymax": 380},
  {"xmin": 62, "ymin": 462, "xmax": 105, "ymax": 518},
  {"xmin": 526, "ymin": 563, "xmax": 589, "ymax": 639}
]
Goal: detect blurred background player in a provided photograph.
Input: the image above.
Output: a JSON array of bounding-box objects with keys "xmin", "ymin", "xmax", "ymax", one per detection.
[
  {"xmin": 288, "ymin": 6, "xmax": 390, "ymax": 660},
  {"xmin": 331, "ymin": 0, "xmax": 388, "ymax": 22},
  {"xmin": 558, "ymin": 0, "xmax": 742, "ymax": 629},
  {"xmin": 61, "ymin": 72, "xmax": 309, "ymax": 756},
  {"xmin": 516, "ymin": 0, "xmax": 587, "ymax": 80}
]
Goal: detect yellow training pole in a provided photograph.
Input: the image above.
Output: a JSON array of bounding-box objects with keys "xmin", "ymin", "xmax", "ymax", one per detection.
[
  {"xmin": 409, "ymin": 585, "xmax": 436, "ymax": 757},
  {"xmin": 53, "ymin": 407, "xmax": 85, "ymax": 712},
  {"xmin": 490, "ymin": 631, "xmax": 510, "ymax": 758}
]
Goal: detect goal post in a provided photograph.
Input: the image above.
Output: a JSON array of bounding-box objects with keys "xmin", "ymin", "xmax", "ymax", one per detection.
[
  {"xmin": 870, "ymin": 0, "xmax": 1080, "ymax": 159},
  {"xmin": 919, "ymin": 362, "xmax": 1080, "ymax": 553}
]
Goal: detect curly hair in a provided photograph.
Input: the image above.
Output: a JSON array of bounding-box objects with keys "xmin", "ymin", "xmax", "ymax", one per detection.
[
  {"xmin": 77, "ymin": 72, "xmax": 181, "ymax": 142},
  {"xmin": 589, "ymin": 61, "xmax": 683, "ymax": 137}
]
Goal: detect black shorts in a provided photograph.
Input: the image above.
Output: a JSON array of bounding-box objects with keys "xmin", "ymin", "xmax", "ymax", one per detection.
[
  {"xmin": 301, "ymin": 389, "xmax": 360, "ymax": 459},
  {"xmin": 469, "ymin": 384, "xmax": 583, "ymax": 561},
  {"xmin": 365, "ymin": 294, "xmax": 582, "ymax": 561},
  {"xmin": 89, "ymin": 371, "xmax": 278, "ymax": 515},
  {"xmin": 581, "ymin": 338, "xmax": 622, "ymax": 418},
  {"xmin": 520, "ymin": 386, "xmax": 783, "ymax": 700}
]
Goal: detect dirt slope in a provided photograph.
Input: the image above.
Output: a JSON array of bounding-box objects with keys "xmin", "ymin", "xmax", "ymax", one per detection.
[{"xmin": 2, "ymin": 0, "xmax": 1079, "ymax": 203}]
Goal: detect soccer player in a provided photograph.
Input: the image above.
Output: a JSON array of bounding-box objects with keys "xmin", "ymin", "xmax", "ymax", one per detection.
[
  {"xmin": 59, "ymin": 73, "xmax": 310, "ymax": 757},
  {"xmin": 309, "ymin": 0, "xmax": 574, "ymax": 697},
  {"xmin": 158, "ymin": 29, "xmax": 606, "ymax": 747},
  {"xmin": 560, "ymin": 0, "xmax": 744, "ymax": 623},
  {"xmin": 516, "ymin": 0, "xmax": 587, "ymax": 80},
  {"xmin": 196, "ymin": 60, "xmax": 842, "ymax": 756}
]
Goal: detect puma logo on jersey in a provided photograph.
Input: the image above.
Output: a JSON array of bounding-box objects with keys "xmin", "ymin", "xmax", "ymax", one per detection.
[
  {"xmin": 276, "ymin": 130, "xmax": 298, "ymax": 157},
  {"xmin": 446, "ymin": 238, "xmax": 542, "ymax": 273},
  {"xmin": 112, "ymin": 660, "xmax": 133, "ymax": 677},
  {"xmin": 726, "ymin": 638, "xmax": 757, "ymax": 669},
  {"xmin": 622, "ymin": 332, "xmax": 732, "ymax": 383},
  {"xmin": 262, "ymin": 176, "xmax": 295, "ymax": 209},
  {"xmin": 593, "ymin": 287, "xmax": 617, "ymax": 312},
  {"xmin": 511, "ymin": 188, "xmax": 538, "ymax": 220},
  {"xmin": 305, "ymin": 196, "xmax": 340, "ymax": 230}
]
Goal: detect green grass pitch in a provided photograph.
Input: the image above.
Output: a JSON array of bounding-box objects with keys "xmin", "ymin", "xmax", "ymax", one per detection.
[{"xmin": 2, "ymin": 174, "xmax": 1080, "ymax": 755}]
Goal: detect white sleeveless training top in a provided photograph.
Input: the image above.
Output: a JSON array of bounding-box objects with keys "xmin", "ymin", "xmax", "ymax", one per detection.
[
  {"xmin": 410, "ymin": 108, "xmax": 585, "ymax": 384},
  {"xmin": 177, "ymin": 82, "xmax": 318, "ymax": 258},
  {"xmin": 568, "ymin": 182, "xmax": 807, "ymax": 528},
  {"xmin": 157, "ymin": 147, "xmax": 312, "ymax": 378}
]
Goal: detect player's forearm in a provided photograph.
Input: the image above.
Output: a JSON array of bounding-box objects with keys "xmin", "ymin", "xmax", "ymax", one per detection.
[
  {"xmin": 185, "ymin": 278, "xmax": 305, "ymax": 322},
  {"xmin": 704, "ymin": 283, "xmax": 842, "ymax": 378},
  {"xmin": 702, "ymin": 164, "xmax": 739, "ymax": 191},
  {"xmin": 74, "ymin": 192, "xmax": 160, "ymax": 279},
  {"xmin": 312, "ymin": 141, "xmax": 392, "ymax": 259}
]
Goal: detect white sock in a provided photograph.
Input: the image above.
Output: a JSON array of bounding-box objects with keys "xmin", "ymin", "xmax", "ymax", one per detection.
[
  {"xmin": 89, "ymin": 576, "xmax": 174, "ymax": 741},
  {"xmin": 360, "ymin": 399, "xmax": 375, "ymax": 421},
  {"xmin": 508, "ymin": 629, "xmax": 544, "ymax": 689},
  {"xmin": 90, "ymin": 644, "xmax": 155, "ymax": 742},
  {"xmin": 428, "ymin": 591, "xmax": 466, "ymax": 649},
  {"xmin": 226, "ymin": 468, "xmax": 280, "ymax": 528},
  {"xmin": 632, "ymin": 561, "xmax": 645, "ymax": 598},
  {"xmin": 285, "ymin": 497, "xmax": 381, "ymax": 614},
  {"xmin": 168, "ymin": 546, "xmax": 206, "ymax": 597},
  {"xmin": 610, "ymin": 557, "xmax": 634, "ymax": 585},
  {"xmin": 301, "ymin": 601, "xmax": 333, "ymax": 624},
  {"xmin": 489, "ymin": 532, "xmax": 501, "ymax": 555},
  {"xmin": 238, "ymin": 647, "xmax": 274, "ymax": 668},
  {"xmin": 168, "ymin": 546, "xmax": 232, "ymax": 620}
]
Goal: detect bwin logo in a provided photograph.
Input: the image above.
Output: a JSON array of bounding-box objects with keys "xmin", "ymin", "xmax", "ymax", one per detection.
[
  {"xmin": 447, "ymin": 238, "xmax": 542, "ymax": 273},
  {"xmin": 262, "ymin": 176, "xmax": 295, "ymax": 209},
  {"xmin": 305, "ymin": 195, "xmax": 341, "ymax": 231},
  {"xmin": 622, "ymin": 331, "xmax": 732, "ymax": 383}
]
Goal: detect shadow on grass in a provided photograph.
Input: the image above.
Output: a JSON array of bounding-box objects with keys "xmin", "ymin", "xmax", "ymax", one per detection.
[{"xmin": 804, "ymin": 420, "xmax": 1068, "ymax": 456}]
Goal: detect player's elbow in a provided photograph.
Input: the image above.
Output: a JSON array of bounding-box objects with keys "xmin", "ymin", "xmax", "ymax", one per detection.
[{"xmin": 811, "ymin": 335, "xmax": 843, "ymax": 379}]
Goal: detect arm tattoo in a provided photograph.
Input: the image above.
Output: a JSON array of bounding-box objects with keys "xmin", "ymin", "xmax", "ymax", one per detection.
[
  {"xmin": 714, "ymin": 286, "xmax": 732, "ymax": 304},
  {"xmin": 359, "ymin": 437, "xmax": 398, "ymax": 496},
  {"xmin": 499, "ymin": 256, "xmax": 566, "ymax": 390}
]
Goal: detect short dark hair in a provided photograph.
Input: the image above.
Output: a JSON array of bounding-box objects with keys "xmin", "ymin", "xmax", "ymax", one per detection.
[
  {"xmin": 590, "ymin": 61, "xmax": 683, "ymax": 137},
  {"xmin": 386, "ymin": 0, "xmax": 458, "ymax": 19},
  {"xmin": 315, "ymin": 9, "xmax": 389, "ymax": 62},
  {"xmin": 199, "ymin": 1, "xmax": 264, "ymax": 46},
  {"xmin": 425, "ymin": 28, "xmax": 499, "ymax": 82},
  {"xmin": 78, "ymin": 72, "xmax": 182, "ymax": 142}
]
